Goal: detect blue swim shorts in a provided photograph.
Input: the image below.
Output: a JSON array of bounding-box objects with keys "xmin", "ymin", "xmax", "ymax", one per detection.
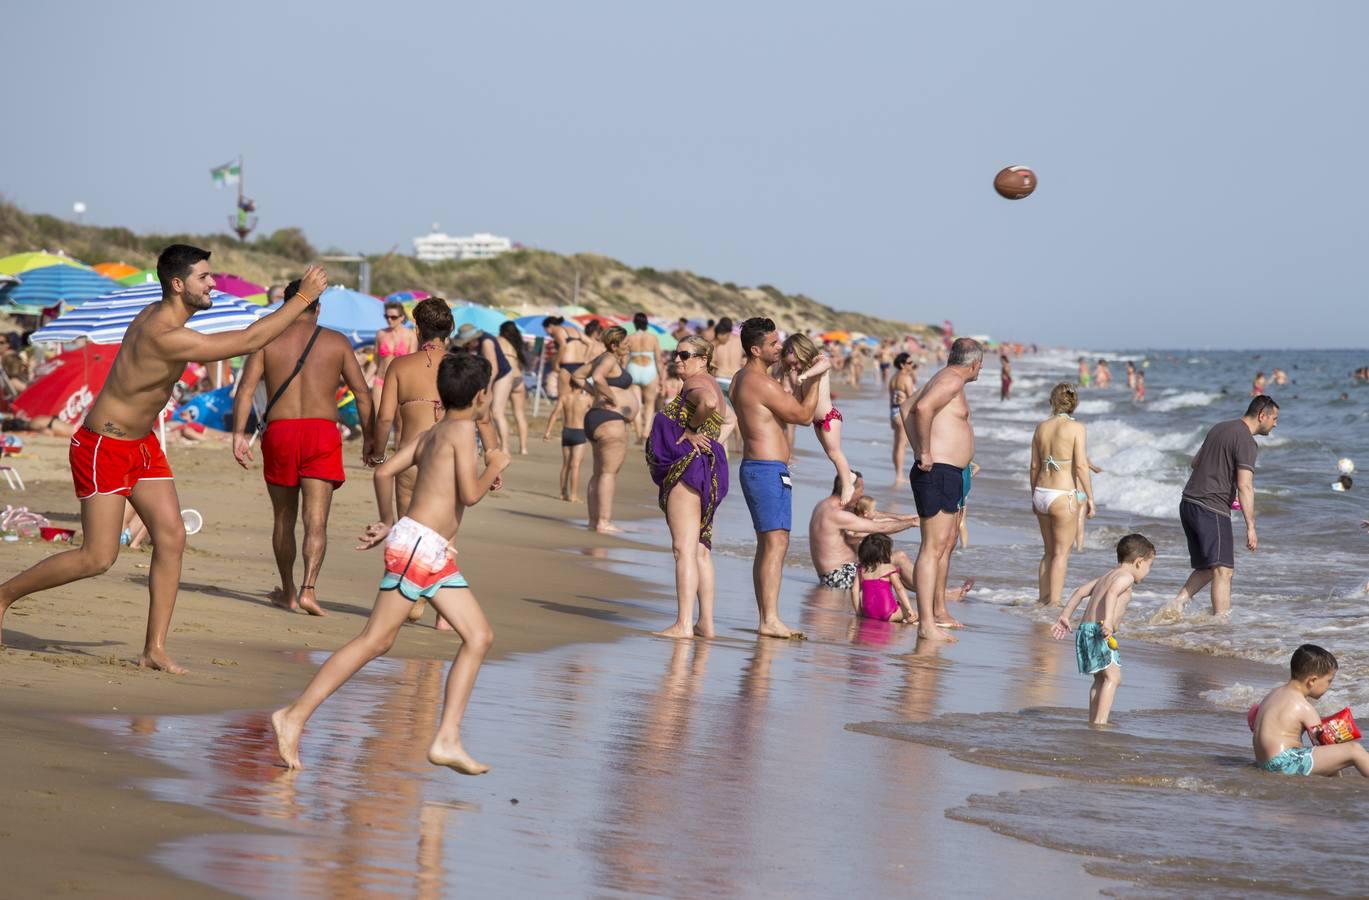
[
  {"xmin": 1258, "ymin": 746, "xmax": 1315, "ymax": 776},
  {"xmin": 1075, "ymin": 621, "xmax": 1120, "ymax": 675},
  {"xmin": 910, "ymin": 462, "xmax": 968, "ymax": 518},
  {"xmin": 739, "ymin": 459, "xmax": 792, "ymax": 533}
]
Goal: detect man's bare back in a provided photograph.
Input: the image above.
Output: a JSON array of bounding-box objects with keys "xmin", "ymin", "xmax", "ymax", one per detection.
[
  {"xmin": 259, "ymin": 322, "xmax": 365, "ymax": 421},
  {"xmin": 713, "ymin": 333, "xmax": 742, "ymax": 379}
]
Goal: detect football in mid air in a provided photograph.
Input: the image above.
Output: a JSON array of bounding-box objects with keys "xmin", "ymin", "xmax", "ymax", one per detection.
[{"xmin": 994, "ymin": 166, "xmax": 1036, "ymax": 200}]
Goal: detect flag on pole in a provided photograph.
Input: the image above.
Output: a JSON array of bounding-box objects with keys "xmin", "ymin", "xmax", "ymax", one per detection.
[{"xmin": 210, "ymin": 160, "xmax": 241, "ymax": 188}]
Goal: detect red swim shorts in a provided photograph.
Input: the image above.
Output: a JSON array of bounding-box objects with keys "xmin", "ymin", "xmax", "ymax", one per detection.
[
  {"xmin": 261, "ymin": 418, "xmax": 345, "ymax": 488},
  {"xmin": 69, "ymin": 425, "xmax": 174, "ymax": 500}
]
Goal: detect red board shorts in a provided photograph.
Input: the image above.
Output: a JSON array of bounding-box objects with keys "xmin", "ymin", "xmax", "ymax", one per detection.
[
  {"xmin": 262, "ymin": 418, "xmax": 345, "ymax": 488},
  {"xmin": 69, "ymin": 425, "xmax": 174, "ymax": 500}
]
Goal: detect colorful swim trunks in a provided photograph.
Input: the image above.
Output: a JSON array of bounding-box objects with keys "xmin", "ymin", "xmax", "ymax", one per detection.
[
  {"xmin": 818, "ymin": 562, "xmax": 857, "ymax": 590},
  {"xmin": 69, "ymin": 425, "xmax": 174, "ymax": 500},
  {"xmin": 379, "ymin": 516, "xmax": 469, "ymax": 601},
  {"xmin": 262, "ymin": 417, "xmax": 345, "ymax": 488},
  {"xmin": 1258, "ymin": 746, "xmax": 1315, "ymax": 776},
  {"xmin": 1075, "ymin": 621, "xmax": 1120, "ymax": 675}
]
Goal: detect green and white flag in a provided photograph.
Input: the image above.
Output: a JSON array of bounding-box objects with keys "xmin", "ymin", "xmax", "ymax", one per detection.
[{"xmin": 210, "ymin": 160, "xmax": 240, "ymax": 188}]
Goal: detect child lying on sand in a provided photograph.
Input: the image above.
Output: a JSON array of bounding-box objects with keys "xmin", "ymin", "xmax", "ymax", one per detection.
[
  {"xmin": 1051, "ymin": 534, "xmax": 1156, "ymax": 725},
  {"xmin": 1252, "ymin": 644, "xmax": 1369, "ymax": 777}
]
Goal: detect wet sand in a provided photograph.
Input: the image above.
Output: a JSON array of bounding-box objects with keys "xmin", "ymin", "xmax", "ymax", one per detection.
[{"xmin": 0, "ymin": 399, "xmax": 1315, "ymax": 897}]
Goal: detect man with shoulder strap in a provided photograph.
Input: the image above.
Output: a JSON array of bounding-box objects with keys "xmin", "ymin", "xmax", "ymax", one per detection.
[
  {"xmin": 232, "ymin": 279, "xmax": 375, "ymax": 616},
  {"xmin": 0, "ymin": 245, "xmax": 328, "ymax": 674}
]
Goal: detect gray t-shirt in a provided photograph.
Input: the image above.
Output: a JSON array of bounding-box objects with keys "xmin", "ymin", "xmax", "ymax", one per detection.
[{"xmin": 1182, "ymin": 419, "xmax": 1257, "ymax": 515}]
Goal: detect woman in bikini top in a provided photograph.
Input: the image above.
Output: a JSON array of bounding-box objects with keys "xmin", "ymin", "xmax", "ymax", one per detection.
[
  {"xmin": 374, "ymin": 299, "xmax": 455, "ymax": 517},
  {"xmin": 1029, "ymin": 383, "xmax": 1096, "ymax": 606}
]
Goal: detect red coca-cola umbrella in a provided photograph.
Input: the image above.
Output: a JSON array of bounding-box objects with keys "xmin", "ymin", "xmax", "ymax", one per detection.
[
  {"xmin": 12, "ymin": 345, "xmax": 118, "ymax": 425},
  {"xmin": 573, "ymin": 313, "xmax": 619, "ymax": 330}
]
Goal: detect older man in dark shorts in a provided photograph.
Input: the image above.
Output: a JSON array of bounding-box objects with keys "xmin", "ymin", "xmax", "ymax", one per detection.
[{"xmin": 1152, "ymin": 395, "xmax": 1279, "ymax": 622}]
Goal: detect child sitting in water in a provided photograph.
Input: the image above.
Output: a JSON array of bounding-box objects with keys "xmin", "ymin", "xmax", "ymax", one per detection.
[
  {"xmin": 1252, "ymin": 644, "xmax": 1369, "ymax": 777},
  {"xmin": 1051, "ymin": 533, "xmax": 1156, "ymax": 725},
  {"xmin": 783, "ymin": 333, "xmax": 857, "ymax": 504},
  {"xmin": 272, "ymin": 353, "xmax": 510, "ymax": 776},
  {"xmin": 851, "ymin": 533, "xmax": 917, "ymax": 623}
]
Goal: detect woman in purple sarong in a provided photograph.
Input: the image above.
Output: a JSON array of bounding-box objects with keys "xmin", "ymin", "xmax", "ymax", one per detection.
[{"xmin": 645, "ymin": 335, "xmax": 735, "ymax": 639}]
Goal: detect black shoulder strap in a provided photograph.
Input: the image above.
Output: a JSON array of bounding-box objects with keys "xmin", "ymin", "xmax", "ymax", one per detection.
[{"xmin": 257, "ymin": 326, "xmax": 324, "ymax": 432}]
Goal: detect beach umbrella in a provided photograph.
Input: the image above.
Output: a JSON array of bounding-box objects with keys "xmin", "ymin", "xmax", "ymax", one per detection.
[
  {"xmin": 0, "ymin": 252, "xmax": 89, "ymax": 276},
  {"xmin": 385, "ymin": 290, "xmax": 430, "ymax": 304},
  {"xmin": 265, "ymin": 284, "xmax": 385, "ymax": 345},
  {"xmin": 558, "ymin": 305, "xmax": 591, "ymax": 317},
  {"xmin": 174, "ymin": 384, "xmax": 236, "ymax": 431},
  {"xmin": 93, "ymin": 262, "xmax": 141, "ymax": 280},
  {"xmin": 212, "ymin": 273, "xmax": 266, "ymax": 298},
  {"xmin": 12, "ymin": 344, "xmax": 118, "ymax": 425},
  {"xmin": 2, "ymin": 264, "xmax": 122, "ymax": 309},
  {"xmin": 451, "ymin": 304, "xmax": 511, "ymax": 333},
  {"xmin": 574, "ymin": 313, "xmax": 618, "ymax": 330},
  {"xmin": 118, "ymin": 269, "xmax": 158, "ymax": 286},
  {"xmin": 30, "ymin": 283, "xmax": 267, "ymax": 345},
  {"xmin": 820, "ymin": 330, "xmax": 851, "ymax": 343}
]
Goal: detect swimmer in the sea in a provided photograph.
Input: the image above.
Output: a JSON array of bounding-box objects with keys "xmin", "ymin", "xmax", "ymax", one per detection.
[{"xmin": 1252, "ymin": 644, "xmax": 1369, "ymax": 777}]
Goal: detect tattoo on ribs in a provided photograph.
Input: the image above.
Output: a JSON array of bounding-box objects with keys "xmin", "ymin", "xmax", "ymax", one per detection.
[{"xmin": 101, "ymin": 421, "xmax": 128, "ymax": 437}]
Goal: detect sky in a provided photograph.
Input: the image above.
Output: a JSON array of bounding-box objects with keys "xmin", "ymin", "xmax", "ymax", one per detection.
[{"xmin": 4, "ymin": 0, "xmax": 1366, "ymax": 348}]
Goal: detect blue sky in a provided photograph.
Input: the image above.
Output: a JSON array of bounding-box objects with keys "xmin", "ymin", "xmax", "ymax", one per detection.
[{"xmin": 4, "ymin": 1, "xmax": 1365, "ymax": 347}]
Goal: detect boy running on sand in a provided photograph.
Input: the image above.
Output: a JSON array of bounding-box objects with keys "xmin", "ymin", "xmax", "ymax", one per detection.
[
  {"xmin": 272, "ymin": 353, "xmax": 510, "ymax": 775},
  {"xmin": 1252, "ymin": 644, "xmax": 1369, "ymax": 777},
  {"xmin": 1051, "ymin": 534, "xmax": 1156, "ymax": 725}
]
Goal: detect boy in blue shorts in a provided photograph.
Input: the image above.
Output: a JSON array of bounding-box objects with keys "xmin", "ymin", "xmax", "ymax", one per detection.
[
  {"xmin": 1252, "ymin": 644, "xmax": 1369, "ymax": 777},
  {"xmin": 1051, "ymin": 534, "xmax": 1156, "ymax": 725}
]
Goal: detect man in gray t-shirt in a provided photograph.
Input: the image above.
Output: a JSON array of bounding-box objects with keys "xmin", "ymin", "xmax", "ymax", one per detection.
[{"xmin": 1152, "ymin": 396, "xmax": 1279, "ymax": 622}]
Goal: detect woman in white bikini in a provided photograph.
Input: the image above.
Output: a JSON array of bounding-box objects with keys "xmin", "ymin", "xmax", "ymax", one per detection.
[
  {"xmin": 623, "ymin": 312, "xmax": 663, "ymax": 442},
  {"xmin": 1030, "ymin": 383, "xmax": 1096, "ymax": 606}
]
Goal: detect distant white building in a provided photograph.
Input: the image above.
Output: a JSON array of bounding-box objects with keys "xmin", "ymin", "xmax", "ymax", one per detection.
[{"xmin": 413, "ymin": 224, "xmax": 514, "ymax": 262}]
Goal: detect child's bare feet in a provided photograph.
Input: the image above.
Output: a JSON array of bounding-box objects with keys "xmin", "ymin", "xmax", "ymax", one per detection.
[
  {"xmin": 139, "ymin": 649, "xmax": 188, "ymax": 675},
  {"xmin": 428, "ymin": 739, "xmax": 490, "ymax": 775},
  {"xmin": 297, "ymin": 586, "xmax": 327, "ymax": 617},
  {"xmin": 271, "ymin": 708, "xmax": 304, "ymax": 770},
  {"xmin": 268, "ymin": 586, "xmax": 298, "ymax": 611}
]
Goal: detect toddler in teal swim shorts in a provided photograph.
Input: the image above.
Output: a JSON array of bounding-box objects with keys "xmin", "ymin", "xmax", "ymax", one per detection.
[
  {"xmin": 1051, "ymin": 534, "xmax": 1157, "ymax": 725},
  {"xmin": 1252, "ymin": 644, "xmax": 1369, "ymax": 778}
]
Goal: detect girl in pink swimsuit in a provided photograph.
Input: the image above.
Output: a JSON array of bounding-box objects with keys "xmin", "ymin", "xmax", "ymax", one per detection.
[{"xmin": 851, "ymin": 534, "xmax": 917, "ymax": 623}]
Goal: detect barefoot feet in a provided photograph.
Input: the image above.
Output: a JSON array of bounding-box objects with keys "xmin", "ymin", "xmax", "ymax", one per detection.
[
  {"xmin": 652, "ymin": 622, "xmax": 695, "ymax": 639},
  {"xmin": 758, "ymin": 619, "xmax": 806, "ymax": 640},
  {"xmin": 268, "ymin": 586, "xmax": 297, "ymax": 612},
  {"xmin": 950, "ymin": 578, "xmax": 975, "ymax": 601},
  {"xmin": 428, "ymin": 739, "xmax": 490, "ymax": 775},
  {"xmin": 297, "ymin": 586, "xmax": 327, "ymax": 617},
  {"xmin": 918, "ymin": 624, "xmax": 958, "ymax": 643},
  {"xmin": 139, "ymin": 648, "xmax": 188, "ymax": 675},
  {"xmin": 271, "ymin": 707, "xmax": 304, "ymax": 769}
]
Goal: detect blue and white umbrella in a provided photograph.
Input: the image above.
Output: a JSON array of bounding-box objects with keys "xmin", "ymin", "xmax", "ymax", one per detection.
[
  {"xmin": 451, "ymin": 304, "xmax": 511, "ymax": 334},
  {"xmin": 29, "ymin": 283, "xmax": 268, "ymax": 345},
  {"xmin": 0, "ymin": 264, "xmax": 121, "ymax": 310}
]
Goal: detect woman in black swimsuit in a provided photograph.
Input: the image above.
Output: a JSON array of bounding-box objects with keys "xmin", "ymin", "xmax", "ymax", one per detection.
[
  {"xmin": 453, "ymin": 323, "xmax": 515, "ymax": 451},
  {"xmin": 574, "ymin": 325, "xmax": 638, "ymax": 533}
]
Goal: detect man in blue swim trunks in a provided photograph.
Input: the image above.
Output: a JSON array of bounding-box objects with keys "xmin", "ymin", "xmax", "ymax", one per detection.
[
  {"xmin": 902, "ymin": 337, "xmax": 984, "ymax": 642},
  {"xmin": 1253, "ymin": 644, "xmax": 1369, "ymax": 777},
  {"xmin": 730, "ymin": 317, "xmax": 829, "ymax": 639}
]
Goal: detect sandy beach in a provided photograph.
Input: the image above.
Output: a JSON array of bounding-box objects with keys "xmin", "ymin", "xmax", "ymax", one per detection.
[{"xmin": 1, "ymin": 377, "xmax": 1315, "ymax": 898}]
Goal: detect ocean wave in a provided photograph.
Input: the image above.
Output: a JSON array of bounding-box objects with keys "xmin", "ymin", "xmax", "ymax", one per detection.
[{"xmin": 1147, "ymin": 390, "xmax": 1222, "ymax": 412}]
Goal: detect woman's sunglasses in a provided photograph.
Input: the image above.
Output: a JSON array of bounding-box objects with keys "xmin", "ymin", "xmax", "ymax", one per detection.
[{"xmin": 673, "ymin": 350, "xmax": 699, "ymax": 361}]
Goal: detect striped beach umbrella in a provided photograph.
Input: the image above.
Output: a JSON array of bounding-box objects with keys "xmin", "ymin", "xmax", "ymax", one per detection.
[
  {"xmin": 93, "ymin": 262, "xmax": 142, "ymax": 280},
  {"xmin": 1, "ymin": 264, "xmax": 121, "ymax": 309},
  {"xmin": 0, "ymin": 252, "xmax": 89, "ymax": 276},
  {"xmin": 29, "ymin": 283, "xmax": 267, "ymax": 345},
  {"xmin": 118, "ymin": 269, "xmax": 158, "ymax": 286}
]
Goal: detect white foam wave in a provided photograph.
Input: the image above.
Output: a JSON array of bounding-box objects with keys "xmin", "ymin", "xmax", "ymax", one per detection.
[{"xmin": 1147, "ymin": 391, "xmax": 1221, "ymax": 412}]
